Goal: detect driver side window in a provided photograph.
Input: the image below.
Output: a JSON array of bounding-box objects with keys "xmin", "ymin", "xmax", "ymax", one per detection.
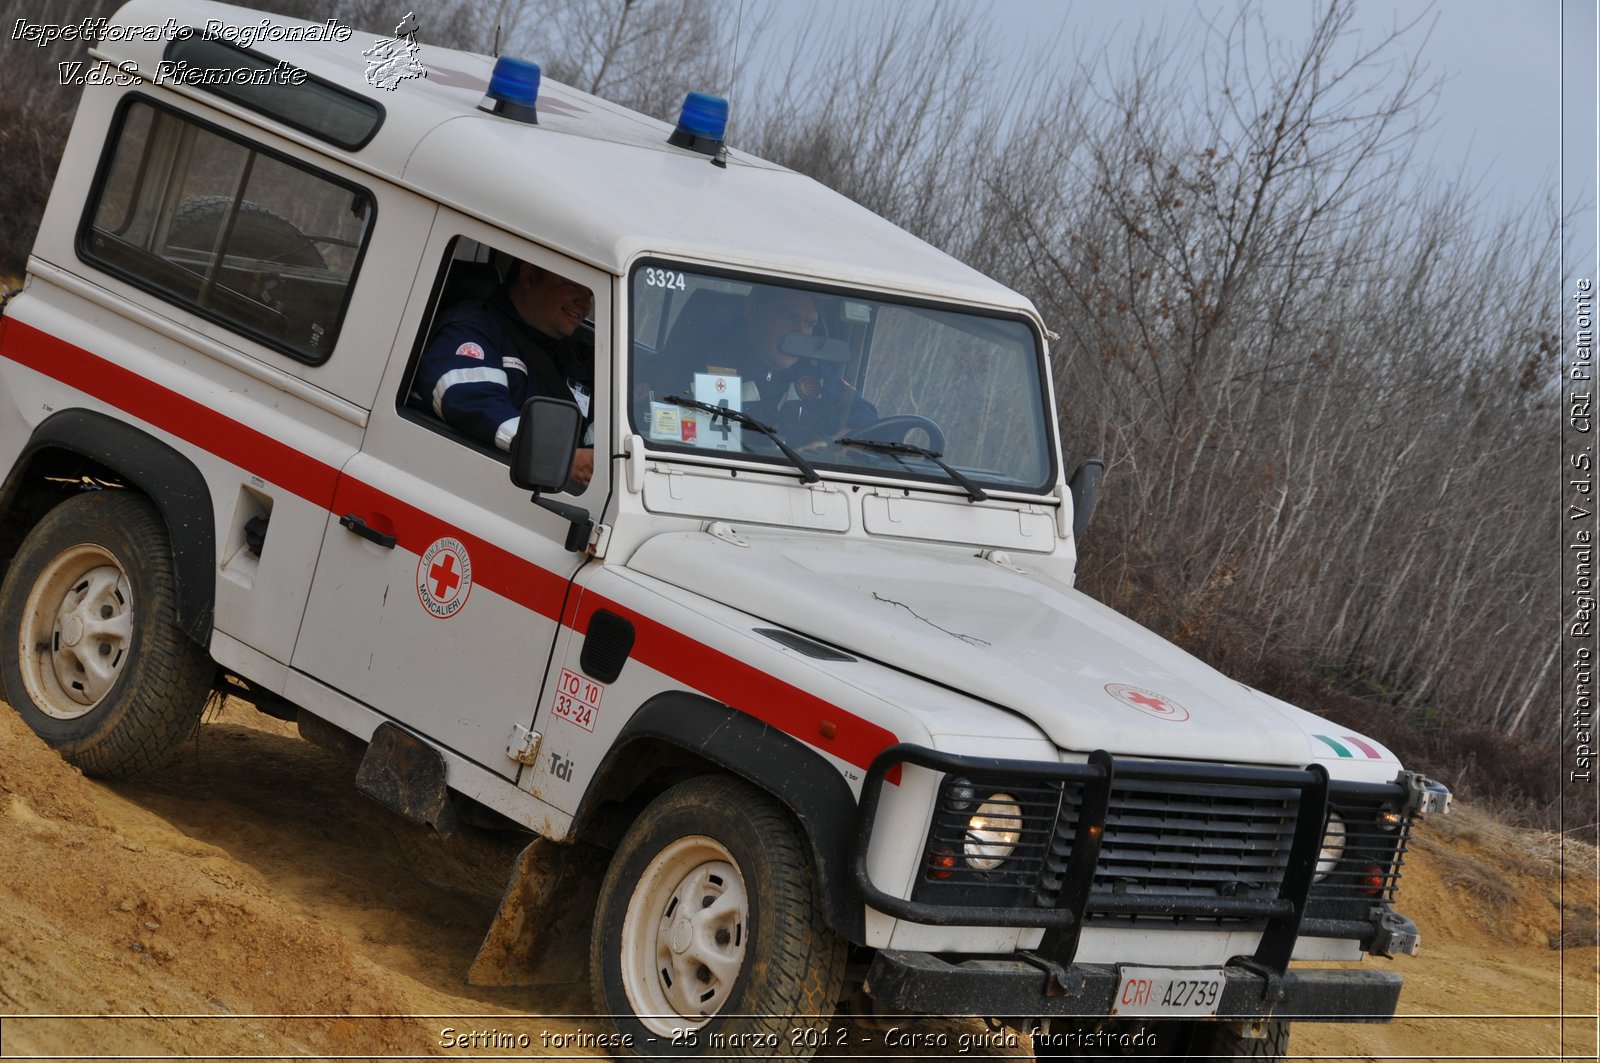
[{"xmin": 398, "ymin": 237, "xmax": 596, "ymax": 490}]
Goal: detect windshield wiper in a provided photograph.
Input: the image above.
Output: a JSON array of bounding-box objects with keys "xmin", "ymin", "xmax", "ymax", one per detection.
[
  {"xmin": 663, "ymin": 395, "xmax": 820, "ymax": 484},
  {"xmin": 837, "ymin": 437, "xmax": 988, "ymax": 502}
]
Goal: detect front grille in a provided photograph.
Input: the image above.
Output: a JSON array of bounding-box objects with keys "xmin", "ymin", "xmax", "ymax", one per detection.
[
  {"xmin": 1042, "ymin": 780, "xmax": 1301, "ymax": 917},
  {"xmin": 904, "ymin": 756, "xmax": 1409, "ymax": 938}
]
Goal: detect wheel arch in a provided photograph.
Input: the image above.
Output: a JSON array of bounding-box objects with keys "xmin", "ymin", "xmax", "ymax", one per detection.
[
  {"xmin": 0, "ymin": 409, "xmax": 215, "ymax": 645},
  {"xmin": 572, "ymin": 692, "xmax": 867, "ymax": 943}
]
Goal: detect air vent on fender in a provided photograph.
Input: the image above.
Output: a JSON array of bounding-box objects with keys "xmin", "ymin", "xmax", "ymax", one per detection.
[
  {"xmin": 755, "ymin": 628, "xmax": 856, "ymax": 662},
  {"xmin": 581, "ymin": 610, "xmax": 635, "ymax": 683}
]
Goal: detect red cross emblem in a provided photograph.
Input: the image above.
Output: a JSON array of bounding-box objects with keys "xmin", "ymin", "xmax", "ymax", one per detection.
[
  {"xmin": 1105, "ymin": 683, "xmax": 1190, "ymax": 722},
  {"xmin": 715, "ymin": 377, "xmax": 727, "ymax": 393},
  {"xmin": 429, "ymin": 553, "xmax": 461, "ymax": 601},
  {"xmin": 416, "ymin": 537, "xmax": 472, "ymax": 619}
]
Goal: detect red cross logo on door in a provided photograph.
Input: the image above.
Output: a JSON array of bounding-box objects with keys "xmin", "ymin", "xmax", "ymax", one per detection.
[{"xmin": 416, "ymin": 537, "xmax": 473, "ymax": 619}]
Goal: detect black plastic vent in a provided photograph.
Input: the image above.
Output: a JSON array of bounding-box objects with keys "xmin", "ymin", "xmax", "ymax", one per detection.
[
  {"xmin": 755, "ymin": 628, "xmax": 856, "ymax": 662},
  {"xmin": 582, "ymin": 610, "xmax": 635, "ymax": 683}
]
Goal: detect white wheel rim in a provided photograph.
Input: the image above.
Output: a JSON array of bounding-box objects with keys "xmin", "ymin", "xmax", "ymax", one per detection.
[
  {"xmin": 619, "ymin": 834, "xmax": 749, "ymax": 1037},
  {"xmin": 19, "ymin": 543, "xmax": 133, "ymax": 719}
]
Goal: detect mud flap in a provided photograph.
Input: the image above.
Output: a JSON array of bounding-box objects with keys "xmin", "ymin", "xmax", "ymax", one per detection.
[
  {"xmin": 355, "ymin": 722, "xmax": 458, "ymax": 836},
  {"xmin": 468, "ymin": 837, "xmax": 612, "ymax": 987}
]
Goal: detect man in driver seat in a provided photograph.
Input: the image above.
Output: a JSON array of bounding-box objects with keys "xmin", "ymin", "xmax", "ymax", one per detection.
[{"xmin": 658, "ymin": 284, "xmax": 871, "ymax": 444}]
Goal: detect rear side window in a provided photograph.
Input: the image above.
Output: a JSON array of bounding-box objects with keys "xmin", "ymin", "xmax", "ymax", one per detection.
[{"xmin": 79, "ymin": 96, "xmax": 374, "ymax": 364}]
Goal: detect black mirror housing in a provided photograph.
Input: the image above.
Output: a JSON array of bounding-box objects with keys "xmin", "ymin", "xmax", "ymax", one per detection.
[
  {"xmin": 510, "ymin": 396, "xmax": 581, "ymax": 493},
  {"xmin": 1068, "ymin": 458, "xmax": 1104, "ymax": 540}
]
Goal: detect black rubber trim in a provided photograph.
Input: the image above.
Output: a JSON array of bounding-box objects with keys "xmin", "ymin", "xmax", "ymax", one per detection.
[
  {"xmin": 864, "ymin": 949, "xmax": 1404, "ymax": 1022},
  {"xmin": 3, "ymin": 410, "xmax": 215, "ymax": 644},
  {"xmin": 583, "ymin": 692, "xmax": 865, "ymax": 941}
]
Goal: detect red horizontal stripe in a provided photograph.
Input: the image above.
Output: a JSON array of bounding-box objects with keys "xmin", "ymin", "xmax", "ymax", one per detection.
[
  {"xmin": 0, "ymin": 317, "xmax": 898, "ymax": 772},
  {"xmin": 571, "ymin": 593, "xmax": 898, "ymax": 776},
  {"xmin": 2, "ymin": 319, "xmax": 341, "ymax": 507},
  {"xmin": 331, "ymin": 476, "xmax": 573, "ymax": 621}
]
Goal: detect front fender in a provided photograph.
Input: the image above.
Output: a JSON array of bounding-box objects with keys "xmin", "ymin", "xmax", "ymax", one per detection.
[
  {"xmin": 579, "ymin": 692, "xmax": 866, "ymax": 942},
  {"xmin": 1, "ymin": 408, "xmax": 215, "ymax": 644}
]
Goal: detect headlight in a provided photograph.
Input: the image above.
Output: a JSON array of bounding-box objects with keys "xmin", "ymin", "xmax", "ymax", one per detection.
[
  {"xmin": 963, "ymin": 794, "xmax": 1022, "ymax": 870},
  {"xmin": 1314, "ymin": 812, "xmax": 1346, "ymax": 880}
]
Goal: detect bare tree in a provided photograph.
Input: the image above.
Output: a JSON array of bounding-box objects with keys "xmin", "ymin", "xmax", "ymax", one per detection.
[{"xmin": 0, "ymin": 0, "xmax": 1565, "ymax": 767}]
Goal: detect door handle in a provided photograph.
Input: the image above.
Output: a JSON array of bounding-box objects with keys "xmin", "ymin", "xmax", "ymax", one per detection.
[{"xmin": 339, "ymin": 513, "xmax": 397, "ymax": 549}]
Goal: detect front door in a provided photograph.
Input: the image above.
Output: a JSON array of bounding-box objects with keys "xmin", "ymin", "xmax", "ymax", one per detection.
[{"xmin": 292, "ymin": 219, "xmax": 610, "ymax": 778}]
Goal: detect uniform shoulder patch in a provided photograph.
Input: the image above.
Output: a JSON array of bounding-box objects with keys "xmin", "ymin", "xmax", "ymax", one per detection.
[{"xmin": 456, "ymin": 341, "xmax": 486, "ymax": 361}]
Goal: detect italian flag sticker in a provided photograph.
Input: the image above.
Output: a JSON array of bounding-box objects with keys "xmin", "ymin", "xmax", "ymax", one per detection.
[{"xmin": 1313, "ymin": 734, "xmax": 1385, "ymax": 760}]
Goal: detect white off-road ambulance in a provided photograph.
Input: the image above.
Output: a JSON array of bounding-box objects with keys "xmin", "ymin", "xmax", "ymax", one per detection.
[{"xmin": 0, "ymin": 2, "xmax": 1449, "ymax": 1058}]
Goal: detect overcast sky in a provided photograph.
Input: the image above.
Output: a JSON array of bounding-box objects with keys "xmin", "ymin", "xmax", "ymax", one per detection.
[{"xmin": 752, "ymin": 0, "xmax": 1595, "ymax": 277}]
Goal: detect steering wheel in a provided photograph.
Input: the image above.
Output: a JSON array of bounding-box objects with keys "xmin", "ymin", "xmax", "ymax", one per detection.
[{"xmin": 852, "ymin": 414, "xmax": 946, "ymax": 454}]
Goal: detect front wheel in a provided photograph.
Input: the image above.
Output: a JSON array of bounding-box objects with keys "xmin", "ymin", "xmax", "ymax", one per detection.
[
  {"xmin": 0, "ymin": 491, "xmax": 214, "ymax": 777},
  {"xmin": 590, "ymin": 775, "xmax": 847, "ymax": 1058},
  {"xmin": 1187, "ymin": 1019, "xmax": 1288, "ymax": 1061}
]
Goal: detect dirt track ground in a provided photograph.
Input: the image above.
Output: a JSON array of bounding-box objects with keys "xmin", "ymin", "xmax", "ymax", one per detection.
[{"xmin": 0, "ymin": 700, "xmax": 1596, "ymax": 1061}]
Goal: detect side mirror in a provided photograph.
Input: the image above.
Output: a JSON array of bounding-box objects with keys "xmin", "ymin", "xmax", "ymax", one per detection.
[
  {"xmin": 510, "ymin": 396, "xmax": 592, "ymax": 552},
  {"xmin": 1068, "ymin": 458, "xmax": 1104, "ymax": 540},
  {"xmin": 510, "ymin": 396, "xmax": 581, "ymax": 492}
]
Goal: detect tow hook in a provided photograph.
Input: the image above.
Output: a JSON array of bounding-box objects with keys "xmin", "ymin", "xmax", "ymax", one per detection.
[{"xmin": 1370, "ymin": 907, "xmax": 1421, "ymax": 957}]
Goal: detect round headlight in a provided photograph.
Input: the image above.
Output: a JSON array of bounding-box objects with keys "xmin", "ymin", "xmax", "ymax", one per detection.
[
  {"xmin": 1314, "ymin": 812, "xmax": 1346, "ymax": 880},
  {"xmin": 963, "ymin": 794, "xmax": 1022, "ymax": 871}
]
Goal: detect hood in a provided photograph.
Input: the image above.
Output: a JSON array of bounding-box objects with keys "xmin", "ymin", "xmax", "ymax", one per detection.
[{"xmin": 629, "ymin": 530, "xmax": 1394, "ymax": 769}]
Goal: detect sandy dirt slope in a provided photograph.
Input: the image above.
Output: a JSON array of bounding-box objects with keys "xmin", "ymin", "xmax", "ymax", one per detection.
[{"xmin": 0, "ymin": 701, "xmax": 1595, "ymax": 1061}]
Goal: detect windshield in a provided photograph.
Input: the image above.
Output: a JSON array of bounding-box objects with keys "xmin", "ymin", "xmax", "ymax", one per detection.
[{"xmin": 629, "ymin": 263, "xmax": 1054, "ymax": 493}]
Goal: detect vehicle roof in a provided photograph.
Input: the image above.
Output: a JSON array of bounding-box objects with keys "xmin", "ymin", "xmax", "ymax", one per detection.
[{"xmin": 98, "ymin": 0, "xmax": 1035, "ymax": 313}]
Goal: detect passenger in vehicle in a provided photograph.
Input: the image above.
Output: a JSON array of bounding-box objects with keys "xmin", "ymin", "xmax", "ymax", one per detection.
[{"xmin": 418, "ymin": 260, "xmax": 595, "ymax": 486}]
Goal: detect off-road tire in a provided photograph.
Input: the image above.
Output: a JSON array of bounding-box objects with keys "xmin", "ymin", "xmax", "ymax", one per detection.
[
  {"xmin": 1187, "ymin": 1019, "xmax": 1289, "ymax": 1061},
  {"xmin": 0, "ymin": 491, "xmax": 214, "ymax": 778},
  {"xmin": 590, "ymin": 774, "xmax": 847, "ymax": 1059},
  {"xmin": 167, "ymin": 195, "xmax": 326, "ymax": 268}
]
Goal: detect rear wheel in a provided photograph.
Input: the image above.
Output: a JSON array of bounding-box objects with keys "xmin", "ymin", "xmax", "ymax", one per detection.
[
  {"xmin": 0, "ymin": 492, "xmax": 213, "ymax": 777},
  {"xmin": 167, "ymin": 195, "xmax": 326, "ymax": 269},
  {"xmin": 590, "ymin": 775, "xmax": 847, "ymax": 1057}
]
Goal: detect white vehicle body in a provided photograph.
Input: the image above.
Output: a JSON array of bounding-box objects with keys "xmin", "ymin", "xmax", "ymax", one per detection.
[{"xmin": 0, "ymin": 2, "xmax": 1448, "ymax": 1056}]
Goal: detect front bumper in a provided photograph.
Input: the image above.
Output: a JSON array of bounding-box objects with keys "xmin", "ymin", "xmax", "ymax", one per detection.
[{"xmin": 865, "ymin": 949, "xmax": 1403, "ymax": 1023}]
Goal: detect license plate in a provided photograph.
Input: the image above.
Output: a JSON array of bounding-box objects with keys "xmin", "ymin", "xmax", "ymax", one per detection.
[{"xmin": 1111, "ymin": 966, "xmax": 1226, "ymax": 1017}]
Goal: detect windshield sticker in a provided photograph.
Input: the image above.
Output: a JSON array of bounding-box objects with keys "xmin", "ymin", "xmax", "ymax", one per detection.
[
  {"xmin": 1105, "ymin": 683, "xmax": 1190, "ymax": 722},
  {"xmin": 416, "ymin": 536, "xmax": 472, "ymax": 619},
  {"xmin": 692, "ymin": 373, "xmax": 742, "ymax": 450}
]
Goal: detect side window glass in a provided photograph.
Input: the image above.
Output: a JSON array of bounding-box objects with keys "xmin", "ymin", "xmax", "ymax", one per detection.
[
  {"xmin": 398, "ymin": 238, "xmax": 596, "ymax": 492},
  {"xmin": 80, "ymin": 97, "xmax": 373, "ymax": 364}
]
